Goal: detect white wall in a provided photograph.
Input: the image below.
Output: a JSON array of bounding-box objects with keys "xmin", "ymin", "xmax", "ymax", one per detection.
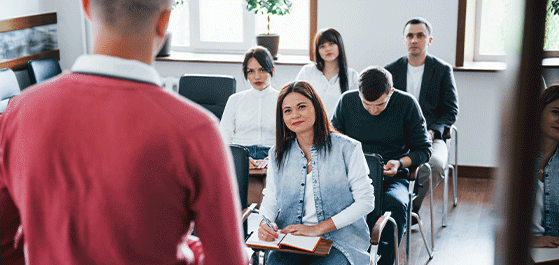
[
  {"xmin": 7, "ymin": 0, "xmax": 509, "ymax": 167},
  {"xmin": 0, "ymin": 0, "xmax": 86, "ymax": 71}
]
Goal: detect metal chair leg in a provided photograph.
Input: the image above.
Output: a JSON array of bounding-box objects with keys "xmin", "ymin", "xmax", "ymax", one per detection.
[
  {"xmin": 412, "ymin": 212, "xmax": 434, "ymax": 259},
  {"xmin": 443, "ymin": 166, "xmax": 449, "ymax": 227},
  {"xmin": 452, "ymin": 126, "xmax": 458, "ymax": 207},
  {"xmin": 405, "ymin": 192, "xmax": 412, "ymax": 265}
]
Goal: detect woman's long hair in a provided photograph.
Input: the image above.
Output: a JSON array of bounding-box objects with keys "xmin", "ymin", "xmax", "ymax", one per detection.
[
  {"xmin": 314, "ymin": 28, "xmax": 350, "ymax": 93},
  {"xmin": 274, "ymin": 81, "xmax": 334, "ymax": 168}
]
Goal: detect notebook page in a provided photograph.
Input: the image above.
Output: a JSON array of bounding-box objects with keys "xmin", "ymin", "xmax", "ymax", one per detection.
[
  {"xmin": 531, "ymin": 247, "xmax": 559, "ymax": 263},
  {"xmin": 246, "ymin": 230, "xmax": 287, "ymax": 249},
  {"xmin": 279, "ymin": 234, "xmax": 321, "ymax": 252}
]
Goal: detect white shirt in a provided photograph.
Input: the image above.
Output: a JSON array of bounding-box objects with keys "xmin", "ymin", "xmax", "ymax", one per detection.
[
  {"xmin": 220, "ymin": 86, "xmax": 279, "ymax": 147},
  {"xmin": 406, "ymin": 63, "xmax": 425, "ymax": 101},
  {"xmin": 296, "ymin": 63, "xmax": 359, "ymax": 119},
  {"xmin": 261, "ymin": 144, "xmax": 374, "ymax": 229},
  {"xmin": 71, "ymin": 54, "xmax": 163, "ymax": 86},
  {"xmin": 533, "ymin": 179, "xmax": 545, "ymax": 235}
]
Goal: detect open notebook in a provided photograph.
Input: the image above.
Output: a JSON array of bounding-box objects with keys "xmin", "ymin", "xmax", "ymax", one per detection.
[
  {"xmin": 246, "ymin": 230, "xmax": 322, "ymax": 252},
  {"xmin": 531, "ymin": 247, "xmax": 559, "ymax": 264}
]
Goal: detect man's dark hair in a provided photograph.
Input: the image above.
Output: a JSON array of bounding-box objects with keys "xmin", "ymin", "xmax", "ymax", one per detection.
[
  {"xmin": 358, "ymin": 66, "xmax": 393, "ymax": 102},
  {"xmin": 404, "ymin": 17, "xmax": 433, "ymax": 36},
  {"xmin": 242, "ymin": 46, "xmax": 274, "ymax": 79}
]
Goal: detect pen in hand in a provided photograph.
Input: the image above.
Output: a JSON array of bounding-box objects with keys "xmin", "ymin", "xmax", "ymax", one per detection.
[{"xmin": 261, "ymin": 215, "xmax": 275, "ymax": 230}]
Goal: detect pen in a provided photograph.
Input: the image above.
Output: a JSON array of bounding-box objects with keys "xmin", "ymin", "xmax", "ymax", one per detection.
[{"xmin": 261, "ymin": 215, "xmax": 274, "ymax": 230}]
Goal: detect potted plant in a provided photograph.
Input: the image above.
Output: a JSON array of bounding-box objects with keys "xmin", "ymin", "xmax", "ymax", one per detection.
[
  {"xmin": 246, "ymin": 0, "xmax": 292, "ymax": 60},
  {"xmin": 157, "ymin": 0, "xmax": 187, "ymax": 57}
]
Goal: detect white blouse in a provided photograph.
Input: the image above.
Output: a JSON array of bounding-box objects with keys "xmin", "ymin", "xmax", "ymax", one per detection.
[
  {"xmin": 260, "ymin": 144, "xmax": 374, "ymax": 230},
  {"xmin": 295, "ymin": 63, "xmax": 359, "ymax": 119},
  {"xmin": 219, "ymin": 86, "xmax": 279, "ymax": 147}
]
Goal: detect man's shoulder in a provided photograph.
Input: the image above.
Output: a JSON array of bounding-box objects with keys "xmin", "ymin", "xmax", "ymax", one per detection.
[
  {"xmin": 385, "ymin": 56, "xmax": 407, "ymax": 71},
  {"xmin": 340, "ymin": 90, "xmax": 360, "ymax": 100},
  {"xmin": 392, "ymin": 89, "xmax": 419, "ymax": 106},
  {"xmin": 426, "ymin": 55, "xmax": 452, "ymax": 70}
]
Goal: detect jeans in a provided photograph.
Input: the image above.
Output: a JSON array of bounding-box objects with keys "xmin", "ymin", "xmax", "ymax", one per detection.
[
  {"xmin": 377, "ymin": 175, "xmax": 409, "ymax": 265},
  {"xmin": 413, "ymin": 139, "xmax": 447, "ymax": 212},
  {"xmin": 267, "ymin": 247, "xmax": 349, "ymax": 265},
  {"xmin": 245, "ymin": 145, "xmax": 270, "ymax": 160}
]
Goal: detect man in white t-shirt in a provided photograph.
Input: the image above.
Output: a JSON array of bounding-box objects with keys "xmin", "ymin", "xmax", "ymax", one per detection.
[{"xmin": 385, "ymin": 17, "xmax": 459, "ymax": 220}]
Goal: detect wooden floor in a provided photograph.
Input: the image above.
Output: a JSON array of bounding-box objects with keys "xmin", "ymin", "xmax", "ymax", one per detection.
[
  {"xmin": 247, "ymin": 177, "xmax": 497, "ymax": 265},
  {"xmin": 401, "ymin": 177, "xmax": 496, "ymax": 265}
]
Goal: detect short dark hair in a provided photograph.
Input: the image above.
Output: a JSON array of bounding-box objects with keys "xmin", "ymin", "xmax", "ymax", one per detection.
[
  {"xmin": 91, "ymin": 0, "xmax": 172, "ymax": 31},
  {"xmin": 274, "ymin": 81, "xmax": 334, "ymax": 168},
  {"xmin": 242, "ymin": 46, "xmax": 274, "ymax": 79},
  {"xmin": 358, "ymin": 66, "xmax": 393, "ymax": 102},
  {"xmin": 404, "ymin": 17, "xmax": 433, "ymax": 36},
  {"xmin": 539, "ymin": 84, "xmax": 559, "ymax": 114},
  {"xmin": 314, "ymin": 28, "xmax": 350, "ymax": 93}
]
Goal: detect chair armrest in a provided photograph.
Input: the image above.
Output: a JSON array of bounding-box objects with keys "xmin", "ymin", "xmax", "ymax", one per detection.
[
  {"xmin": 241, "ymin": 203, "xmax": 258, "ymax": 223},
  {"xmin": 370, "ymin": 211, "xmax": 392, "ymax": 245}
]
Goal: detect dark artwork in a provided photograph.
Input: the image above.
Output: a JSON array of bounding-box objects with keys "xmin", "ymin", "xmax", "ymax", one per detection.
[{"xmin": 0, "ymin": 24, "xmax": 58, "ymax": 63}]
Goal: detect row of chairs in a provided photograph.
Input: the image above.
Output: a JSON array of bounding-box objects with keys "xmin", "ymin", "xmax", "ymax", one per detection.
[{"xmin": 0, "ymin": 56, "xmax": 62, "ymax": 113}]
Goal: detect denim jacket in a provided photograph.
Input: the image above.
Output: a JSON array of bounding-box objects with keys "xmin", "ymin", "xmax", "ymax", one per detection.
[
  {"xmin": 533, "ymin": 147, "xmax": 559, "ymax": 237},
  {"xmin": 266, "ymin": 133, "xmax": 372, "ymax": 265}
]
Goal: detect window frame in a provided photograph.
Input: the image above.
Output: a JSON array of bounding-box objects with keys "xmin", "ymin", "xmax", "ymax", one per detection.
[
  {"xmin": 169, "ymin": 0, "xmax": 317, "ymax": 57},
  {"xmin": 456, "ymin": 0, "xmax": 558, "ymax": 67}
]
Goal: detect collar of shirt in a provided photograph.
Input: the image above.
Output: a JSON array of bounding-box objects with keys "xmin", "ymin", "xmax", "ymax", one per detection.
[
  {"xmin": 249, "ymin": 86, "xmax": 275, "ymax": 98},
  {"xmin": 71, "ymin": 54, "xmax": 163, "ymax": 87}
]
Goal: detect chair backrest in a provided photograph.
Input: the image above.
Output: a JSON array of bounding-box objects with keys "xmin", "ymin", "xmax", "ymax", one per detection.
[
  {"xmin": 0, "ymin": 68, "xmax": 21, "ymax": 113},
  {"xmin": 27, "ymin": 56, "xmax": 62, "ymax": 85},
  {"xmin": 364, "ymin": 153, "xmax": 384, "ymax": 230},
  {"xmin": 178, "ymin": 74, "xmax": 236, "ymax": 120},
  {"xmin": 229, "ymin": 144, "xmax": 250, "ymax": 236}
]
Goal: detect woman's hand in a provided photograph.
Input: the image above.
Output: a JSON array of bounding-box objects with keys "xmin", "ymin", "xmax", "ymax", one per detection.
[
  {"xmin": 257, "ymin": 219, "xmax": 279, "ymax": 241},
  {"xmin": 249, "ymin": 158, "xmax": 268, "ymax": 169},
  {"xmin": 281, "ymin": 224, "xmax": 323, "ymax": 237},
  {"xmin": 383, "ymin": 160, "xmax": 399, "ymax": 176},
  {"xmin": 532, "ymin": 235, "xmax": 559, "ymax": 248}
]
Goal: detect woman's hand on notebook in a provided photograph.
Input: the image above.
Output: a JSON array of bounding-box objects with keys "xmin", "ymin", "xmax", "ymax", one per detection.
[
  {"xmin": 532, "ymin": 235, "xmax": 559, "ymax": 248},
  {"xmin": 281, "ymin": 219, "xmax": 336, "ymax": 237},
  {"xmin": 258, "ymin": 219, "xmax": 279, "ymax": 241}
]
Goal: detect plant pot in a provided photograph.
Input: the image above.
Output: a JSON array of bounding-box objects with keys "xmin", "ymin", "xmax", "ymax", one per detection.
[
  {"xmin": 256, "ymin": 34, "xmax": 279, "ymax": 60},
  {"xmin": 157, "ymin": 32, "xmax": 172, "ymax": 57}
]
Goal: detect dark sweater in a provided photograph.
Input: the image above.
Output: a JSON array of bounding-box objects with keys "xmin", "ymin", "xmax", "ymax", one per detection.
[{"xmin": 331, "ymin": 90, "xmax": 431, "ymax": 166}]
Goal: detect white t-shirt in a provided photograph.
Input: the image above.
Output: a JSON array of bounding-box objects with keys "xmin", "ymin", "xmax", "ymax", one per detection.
[
  {"xmin": 406, "ymin": 63, "xmax": 425, "ymax": 101},
  {"xmin": 219, "ymin": 86, "xmax": 279, "ymax": 147},
  {"xmin": 296, "ymin": 63, "xmax": 359, "ymax": 119}
]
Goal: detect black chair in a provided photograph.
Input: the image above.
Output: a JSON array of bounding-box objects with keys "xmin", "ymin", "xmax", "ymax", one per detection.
[
  {"xmin": 27, "ymin": 56, "xmax": 62, "ymax": 85},
  {"xmin": 365, "ymin": 153, "xmax": 399, "ymax": 265},
  {"xmin": 0, "ymin": 68, "xmax": 21, "ymax": 113},
  {"xmin": 178, "ymin": 74, "xmax": 235, "ymax": 120},
  {"xmin": 230, "ymin": 144, "xmax": 250, "ymax": 237}
]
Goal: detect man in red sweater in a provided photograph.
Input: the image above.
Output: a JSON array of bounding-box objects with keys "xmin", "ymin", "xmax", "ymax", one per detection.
[{"xmin": 0, "ymin": 0, "xmax": 248, "ymax": 264}]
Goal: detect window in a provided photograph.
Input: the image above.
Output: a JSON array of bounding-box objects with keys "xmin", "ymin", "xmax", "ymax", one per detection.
[
  {"xmin": 168, "ymin": 0, "xmax": 311, "ymax": 55},
  {"xmin": 456, "ymin": 0, "xmax": 559, "ymax": 66}
]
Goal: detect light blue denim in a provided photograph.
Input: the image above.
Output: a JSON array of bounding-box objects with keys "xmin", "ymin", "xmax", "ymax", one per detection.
[
  {"xmin": 267, "ymin": 246, "xmax": 349, "ymax": 265},
  {"xmin": 269, "ymin": 133, "xmax": 371, "ymax": 265},
  {"xmin": 540, "ymin": 146, "xmax": 559, "ymax": 237}
]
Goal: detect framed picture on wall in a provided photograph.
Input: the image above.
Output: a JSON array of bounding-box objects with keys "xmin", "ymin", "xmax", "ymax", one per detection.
[{"xmin": 0, "ymin": 12, "xmax": 59, "ymax": 70}]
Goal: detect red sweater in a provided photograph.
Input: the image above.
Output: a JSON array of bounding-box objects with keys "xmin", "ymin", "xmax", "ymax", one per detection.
[{"xmin": 0, "ymin": 73, "xmax": 248, "ymax": 264}]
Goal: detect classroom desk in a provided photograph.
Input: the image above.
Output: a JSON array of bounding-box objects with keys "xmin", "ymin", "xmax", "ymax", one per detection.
[{"xmin": 248, "ymin": 168, "xmax": 267, "ymax": 208}]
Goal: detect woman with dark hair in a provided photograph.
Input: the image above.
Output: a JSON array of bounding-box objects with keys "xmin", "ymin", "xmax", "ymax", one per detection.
[
  {"xmin": 220, "ymin": 46, "xmax": 279, "ymax": 169},
  {"xmin": 296, "ymin": 28, "xmax": 359, "ymax": 119},
  {"xmin": 532, "ymin": 84, "xmax": 559, "ymax": 248},
  {"xmin": 257, "ymin": 81, "xmax": 374, "ymax": 264}
]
